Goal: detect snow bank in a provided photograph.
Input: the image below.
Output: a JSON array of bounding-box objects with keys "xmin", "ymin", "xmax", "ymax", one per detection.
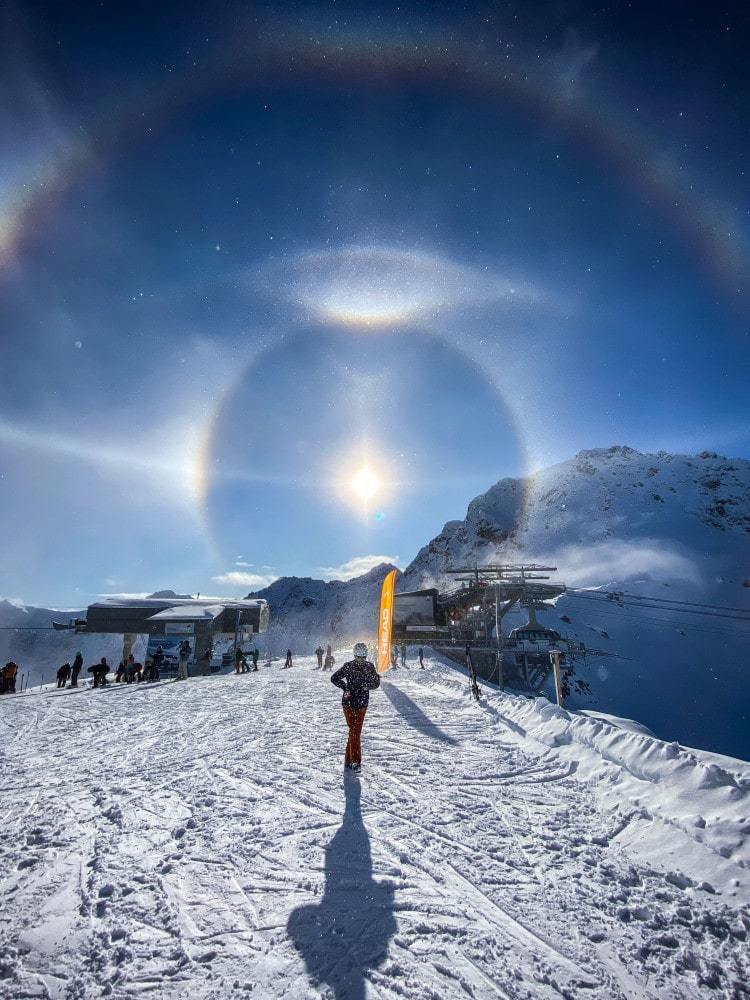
[{"xmin": 427, "ymin": 652, "xmax": 750, "ymax": 892}]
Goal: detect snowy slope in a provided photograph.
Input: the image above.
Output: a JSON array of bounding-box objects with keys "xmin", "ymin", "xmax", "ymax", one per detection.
[{"xmin": 0, "ymin": 655, "xmax": 747, "ymax": 999}]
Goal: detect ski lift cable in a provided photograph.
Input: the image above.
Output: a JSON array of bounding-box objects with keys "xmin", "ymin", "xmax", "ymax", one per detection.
[
  {"xmin": 563, "ymin": 591, "xmax": 750, "ymax": 622},
  {"xmin": 559, "ymin": 604, "xmax": 750, "ymax": 637},
  {"xmin": 567, "ymin": 588, "xmax": 750, "ymax": 615},
  {"xmin": 569, "ymin": 594, "xmax": 750, "ymax": 621}
]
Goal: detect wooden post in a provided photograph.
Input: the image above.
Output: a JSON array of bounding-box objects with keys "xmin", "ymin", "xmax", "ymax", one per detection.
[{"xmin": 550, "ymin": 650, "xmax": 564, "ymax": 707}]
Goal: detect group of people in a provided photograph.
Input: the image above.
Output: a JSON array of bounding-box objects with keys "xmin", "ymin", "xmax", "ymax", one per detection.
[
  {"xmin": 234, "ymin": 646, "xmax": 260, "ymax": 673},
  {"xmin": 386, "ymin": 643, "xmax": 425, "ymax": 669},
  {"xmin": 314, "ymin": 645, "xmax": 336, "ymax": 670},
  {"xmin": 53, "ymin": 642, "xmax": 191, "ymax": 691}
]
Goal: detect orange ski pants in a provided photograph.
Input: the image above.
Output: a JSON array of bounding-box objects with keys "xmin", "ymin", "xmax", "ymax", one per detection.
[{"xmin": 343, "ymin": 706, "xmax": 367, "ymax": 765}]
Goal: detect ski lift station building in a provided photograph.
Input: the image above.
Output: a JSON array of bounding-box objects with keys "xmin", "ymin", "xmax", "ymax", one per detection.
[{"xmin": 54, "ymin": 596, "xmax": 270, "ymax": 674}]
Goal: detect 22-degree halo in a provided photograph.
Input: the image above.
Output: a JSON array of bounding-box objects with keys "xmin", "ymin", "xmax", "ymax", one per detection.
[{"xmin": 199, "ymin": 325, "xmax": 530, "ymax": 562}]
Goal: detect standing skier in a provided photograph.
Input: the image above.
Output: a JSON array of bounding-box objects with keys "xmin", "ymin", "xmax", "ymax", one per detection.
[
  {"xmin": 251, "ymin": 647, "xmax": 259, "ymax": 671},
  {"xmin": 330, "ymin": 642, "xmax": 381, "ymax": 772},
  {"xmin": 151, "ymin": 646, "xmax": 164, "ymax": 681},
  {"xmin": 71, "ymin": 652, "xmax": 83, "ymax": 687},
  {"xmin": 177, "ymin": 640, "xmax": 191, "ymax": 681},
  {"xmin": 284, "ymin": 649, "xmax": 293, "ymax": 669},
  {"xmin": 418, "ymin": 647, "xmax": 424, "ymax": 669},
  {"xmin": 324, "ymin": 645, "xmax": 335, "ymax": 671},
  {"xmin": 400, "ymin": 642, "xmax": 407, "ymax": 667},
  {"xmin": 315, "ymin": 645, "xmax": 324, "ymax": 669}
]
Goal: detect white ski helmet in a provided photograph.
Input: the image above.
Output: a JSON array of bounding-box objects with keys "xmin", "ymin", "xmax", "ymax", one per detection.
[{"xmin": 353, "ymin": 642, "xmax": 368, "ymax": 659}]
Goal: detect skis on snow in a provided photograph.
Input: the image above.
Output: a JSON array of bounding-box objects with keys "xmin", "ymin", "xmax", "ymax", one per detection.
[{"xmin": 465, "ymin": 645, "xmax": 481, "ymax": 701}]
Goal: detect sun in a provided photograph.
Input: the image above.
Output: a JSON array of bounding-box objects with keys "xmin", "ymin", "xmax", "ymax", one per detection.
[{"xmin": 350, "ymin": 467, "xmax": 381, "ymax": 502}]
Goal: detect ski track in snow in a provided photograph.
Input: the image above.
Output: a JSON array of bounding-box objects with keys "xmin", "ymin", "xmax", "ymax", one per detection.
[{"xmin": 0, "ymin": 657, "xmax": 748, "ymax": 1000}]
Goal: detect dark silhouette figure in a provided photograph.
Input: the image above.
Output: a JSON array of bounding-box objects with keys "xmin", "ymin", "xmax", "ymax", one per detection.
[
  {"xmin": 284, "ymin": 649, "xmax": 293, "ymax": 668},
  {"xmin": 287, "ymin": 776, "xmax": 395, "ymax": 999},
  {"xmin": 88, "ymin": 657, "xmax": 109, "ymax": 688},
  {"xmin": 56, "ymin": 663, "xmax": 71, "ymax": 688},
  {"xmin": 418, "ymin": 647, "xmax": 424, "ymax": 669},
  {"xmin": 71, "ymin": 652, "xmax": 83, "ymax": 687}
]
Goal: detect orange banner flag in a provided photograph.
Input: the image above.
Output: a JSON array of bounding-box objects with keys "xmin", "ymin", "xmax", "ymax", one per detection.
[{"xmin": 377, "ymin": 568, "xmax": 397, "ymax": 674}]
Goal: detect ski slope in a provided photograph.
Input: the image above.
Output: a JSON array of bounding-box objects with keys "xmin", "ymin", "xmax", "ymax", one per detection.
[{"xmin": 0, "ymin": 654, "xmax": 748, "ymax": 1000}]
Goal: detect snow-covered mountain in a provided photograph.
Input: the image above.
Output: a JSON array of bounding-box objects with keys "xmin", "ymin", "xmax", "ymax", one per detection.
[
  {"xmin": 3, "ymin": 448, "xmax": 749, "ymax": 757},
  {"xmin": 250, "ymin": 446, "xmax": 750, "ymax": 759},
  {"xmin": 402, "ymin": 445, "xmax": 750, "ymax": 592},
  {"xmin": 399, "ymin": 446, "xmax": 750, "ymax": 760},
  {"xmin": 247, "ymin": 563, "xmax": 397, "ymax": 656}
]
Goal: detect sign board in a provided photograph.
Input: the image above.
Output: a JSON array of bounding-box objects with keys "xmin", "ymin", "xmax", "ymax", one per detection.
[{"xmin": 165, "ymin": 622, "xmax": 195, "ymax": 635}]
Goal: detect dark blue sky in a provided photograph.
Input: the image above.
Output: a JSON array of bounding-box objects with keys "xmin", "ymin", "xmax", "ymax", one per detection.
[{"xmin": 0, "ymin": 0, "xmax": 748, "ymax": 605}]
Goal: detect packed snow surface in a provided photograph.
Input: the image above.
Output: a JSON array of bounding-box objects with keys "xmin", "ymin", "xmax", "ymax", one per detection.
[{"xmin": 0, "ymin": 654, "xmax": 748, "ymax": 1000}]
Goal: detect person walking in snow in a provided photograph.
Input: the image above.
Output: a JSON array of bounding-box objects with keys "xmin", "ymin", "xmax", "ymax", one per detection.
[
  {"xmin": 251, "ymin": 647, "xmax": 259, "ymax": 671},
  {"xmin": 315, "ymin": 645, "xmax": 324, "ymax": 669},
  {"xmin": 330, "ymin": 643, "xmax": 381, "ymax": 772},
  {"xmin": 56, "ymin": 663, "xmax": 71, "ymax": 688},
  {"xmin": 284, "ymin": 649, "xmax": 293, "ymax": 669},
  {"xmin": 71, "ymin": 652, "xmax": 83, "ymax": 687},
  {"xmin": 324, "ymin": 645, "xmax": 334, "ymax": 671},
  {"xmin": 234, "ymin": 646, "xmax": 245, "ymax": 675},
  {"xmin": 400, "ymin": 642, "xmax": 407, "ymax": 667},
  {"xmin": 177, "ymin": 640, "xmax": 191, "ymax": 681},
  {"xmin": 418, "ymin": 647, "xmax": 425, "ymax": 669}
]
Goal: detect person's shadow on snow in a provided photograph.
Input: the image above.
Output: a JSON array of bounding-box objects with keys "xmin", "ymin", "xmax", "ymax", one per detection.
[{"xmin": 287, "ymin": 774, "xmax": 396, "ymax": 999}]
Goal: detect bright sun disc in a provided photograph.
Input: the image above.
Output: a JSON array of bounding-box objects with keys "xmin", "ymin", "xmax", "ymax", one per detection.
[{"xmin": 350, "ymin": 467, "xmax": 380, "ymax": 501}]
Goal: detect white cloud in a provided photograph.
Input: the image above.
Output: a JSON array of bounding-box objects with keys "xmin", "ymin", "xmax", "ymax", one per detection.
[
  {"xmin": 234, "ymin": 560, "xmax": 253, "ymax": 567},
  {"xmin": 544, "ymin": 541, "xmax": 700, "ymax": 588},
  {"xmin": 211, "ymin": 571, "xmax": 277, "ymax": 590},
  {"xmin": 96, "ymin": 592, "xmax": 154, "ymax": 600},
  {"xmin": 320, "ymin": 554, "xmax": 400, "ymax": 581}
]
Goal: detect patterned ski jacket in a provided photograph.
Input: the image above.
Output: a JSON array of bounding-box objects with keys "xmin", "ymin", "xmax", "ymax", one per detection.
[{"xmin": 330, "ymin": 659, "xmax": 380, "ymax": 710}]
